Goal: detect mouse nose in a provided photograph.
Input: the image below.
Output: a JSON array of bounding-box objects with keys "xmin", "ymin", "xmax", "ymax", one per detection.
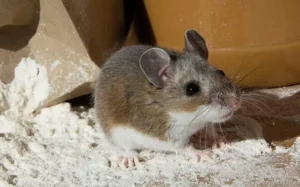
[{"xmin": 228, "ymin": 97, "xmax": 240, "ymax": 109}]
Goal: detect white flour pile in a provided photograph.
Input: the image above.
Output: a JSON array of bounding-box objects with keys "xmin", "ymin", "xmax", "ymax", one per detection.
[{"xmin": 0, "ymin": 58, "xmax": 300, "ymax": 187}]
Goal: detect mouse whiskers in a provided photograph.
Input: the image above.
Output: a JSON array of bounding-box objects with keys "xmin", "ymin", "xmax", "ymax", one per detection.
[
  {"xmin": 218, "ymin": 123, "xmax": 227, "ymax": 142},
  {"xmin": 230, "ymin": 118, "xmax": 243, "ymax": 136},
  {"xmin": 182, "ymin": 106, "xmax": 210, "ymax": 136},
  {"xmin": 187, "ymin": 106, "xmax": 210, "ymax": 126},
  {"xmin": 241, "ymin": 93, "xmax": 272, "ymax": 118},
  {"xmin": 199, "ymin": 128, "xmax": 203, "ymax": 149},
  {"xmin": 232, "ymin": 44, "xmax": 254, "ymax": 82},
  {"xmin": 204, "ymin": 125, "xmax": 208, "ymax": 150},
  {"xmin": 202, "ymin": 106, "xmax": 212, "ymax": 150},
  {"xmin": 241, "ymin": 92, "xmax": 271, "ymax": 109},
  {"xmin": 235, "ymin": 59, "xmax": 269, "ymax": 85},
  {"xmin": 212, "ymin": 125, "xmax": 217, "ymax": 148}
]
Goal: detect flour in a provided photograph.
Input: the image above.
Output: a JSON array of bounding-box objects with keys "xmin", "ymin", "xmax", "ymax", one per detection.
[
  {"xmin": 50, "ymin": 60, "xmax": 60, "ymax": 70},
  {"xmin": 0, "ymin": 58, "xmax": 300, "ymax": 187},
  {"xmin": 0, "ymin": 57, "xmax": 50, "ymax": 119}
]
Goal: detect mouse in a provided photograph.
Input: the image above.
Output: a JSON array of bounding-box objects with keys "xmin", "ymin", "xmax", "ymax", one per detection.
[{"xmin": 94, "ymin": 29, "xmax": 241, "ymax": 168}]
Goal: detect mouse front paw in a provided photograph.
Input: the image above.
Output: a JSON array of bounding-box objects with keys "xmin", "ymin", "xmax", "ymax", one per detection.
[
  {"xmin": 182, "ymin": 145, "xmax": 213, "ymax": 162},
  {"xmin": 192, "ymin": 125, "xmax": 227, "ymax": 149},
  {"xmin": 210, "ymin": 135, "xmax": 227, "ymax": 149},
  {"xmin": 112, "ymin": 150, "xmax": 141, "ymax": 169}
]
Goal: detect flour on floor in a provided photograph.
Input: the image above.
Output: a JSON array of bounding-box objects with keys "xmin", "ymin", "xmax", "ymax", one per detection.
[{"xmin": 0, "ymin": 58, "xmax": 299, "ymax": 187}]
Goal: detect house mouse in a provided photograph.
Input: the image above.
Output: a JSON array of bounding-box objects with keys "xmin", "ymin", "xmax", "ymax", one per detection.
[{"xmin": 94, "ymin": 29, "xmax": 241, "ymax": 168}]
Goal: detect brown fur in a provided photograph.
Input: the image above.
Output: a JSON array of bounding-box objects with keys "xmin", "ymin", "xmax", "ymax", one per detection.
[
  {"xmin": 94, "ymin": 46, "xmax": 172, "ymax": 140},
  {"xmin": 181, "ymin": 97, "xmax": 208, "ymax": 112},
  {"xmin": 95, "ymin": 78, "xmax": 169, "ymax": 140}
]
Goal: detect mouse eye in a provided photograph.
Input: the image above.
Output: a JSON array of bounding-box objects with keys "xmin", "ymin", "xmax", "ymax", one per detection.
[
  {"xmin": 217, "ymin": 70, "xmax": 225, "ymax": 76},
  {"xmin": 185, "ymin": 82, "xmax": 200, "ymax": 96}
]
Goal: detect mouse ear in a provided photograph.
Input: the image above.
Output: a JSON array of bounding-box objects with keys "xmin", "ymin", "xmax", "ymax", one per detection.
[
  {"xmin": 184, "ymin": 29, "xmax": 209, "ymax": 60},
  {"xmin": 139, "ymin": 48, "xmax": 171, "ymax": 88}
]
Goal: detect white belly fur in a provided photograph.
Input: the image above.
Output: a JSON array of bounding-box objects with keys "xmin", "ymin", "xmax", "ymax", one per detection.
[
  {"xmin": 110, "ymin": 126, "xmax": 177, "ymax": 152},
  {"xmin": 167, "ymin": 107, "xmax": 208, "ymax": 146},
  {"xmin": 109, "ymin": 106, "xmax": 208, "ymax": 152}
]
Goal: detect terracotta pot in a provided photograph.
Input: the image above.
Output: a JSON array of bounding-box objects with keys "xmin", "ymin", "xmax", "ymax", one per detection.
[{"xmin": 144, "ymin": 0, "xmax": 300, "ymax": 88}]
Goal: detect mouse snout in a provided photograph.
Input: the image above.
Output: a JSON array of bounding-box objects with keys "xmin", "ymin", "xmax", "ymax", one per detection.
[
  {"xmin": 211, "ymin": 89, "xmax": 241, "ymax": 111},
  {"xmin": 227, "ymin": 96, "xmax": 241, "ymax": 110}
]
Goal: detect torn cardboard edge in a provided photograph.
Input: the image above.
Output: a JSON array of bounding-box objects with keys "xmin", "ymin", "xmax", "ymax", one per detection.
[{"xmin": 0, "ymin": 0, "xmax": 131, "ymax": 110}]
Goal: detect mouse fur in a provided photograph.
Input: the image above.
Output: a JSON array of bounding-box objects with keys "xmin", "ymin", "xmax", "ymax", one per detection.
[{"xmin": 94, "ymin": 29, "xmax": 241, "ymax": 165}]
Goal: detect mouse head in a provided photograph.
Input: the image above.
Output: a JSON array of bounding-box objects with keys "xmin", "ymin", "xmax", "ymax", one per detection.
[{"xmin": 139, "ymin": 29, "xmax": 241, "ymax": 123}]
